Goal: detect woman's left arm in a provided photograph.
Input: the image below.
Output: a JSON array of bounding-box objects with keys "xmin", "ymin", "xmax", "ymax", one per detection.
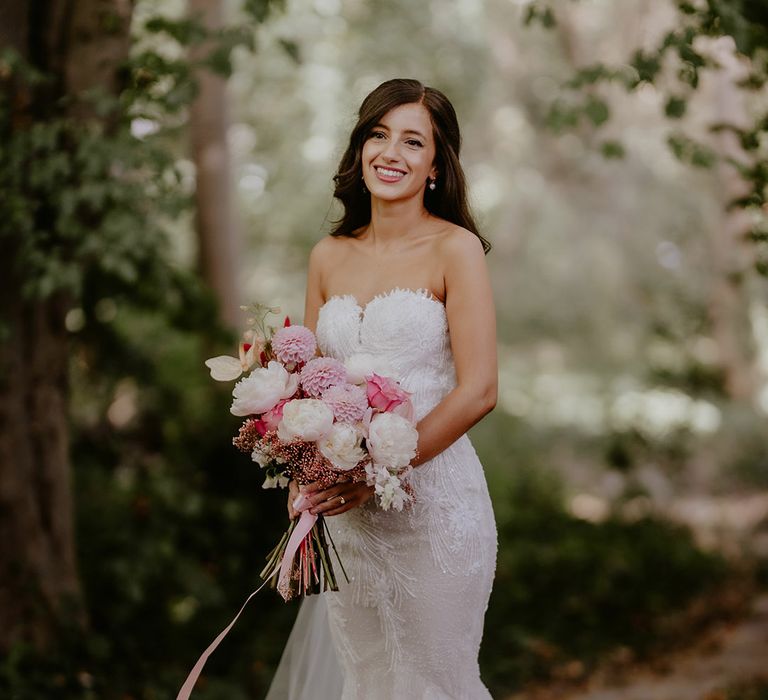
[
  {"xmin": 411, "ymin": 229, "xmax": 497, "ymax": 467},
  {"xmin": 305, "ymin": 229, "xmax": 496, "ymax": 516}
]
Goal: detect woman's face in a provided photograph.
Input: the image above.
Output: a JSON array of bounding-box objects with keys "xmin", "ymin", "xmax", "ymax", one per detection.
[{"xmin": 360, "ymin": 102, "xmax": 437, "ymax": 203}]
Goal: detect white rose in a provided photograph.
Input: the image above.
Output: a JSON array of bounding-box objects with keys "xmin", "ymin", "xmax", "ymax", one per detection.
[
  {"xmin": 367, "ymin": 412, "xmax": 418, "ymax": 469},
  {"xmin": 344, "ymin": 353, "xmax": 395, "ymax": 385},
  {"xmin": 230, "ymin": 361, "xmax": 299, "ymax": 416},
  {"xmin": 277, "ymin": 399, "xmax": 334, "ymax": 442},
  {"xmin": 318, "ymin": 422, "xmax": 366, "ymax": 471}
]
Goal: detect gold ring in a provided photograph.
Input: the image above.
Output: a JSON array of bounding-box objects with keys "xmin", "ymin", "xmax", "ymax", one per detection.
[{"xmin": 339, "ymin": 496, "xmax": 346, "ymax": 505}]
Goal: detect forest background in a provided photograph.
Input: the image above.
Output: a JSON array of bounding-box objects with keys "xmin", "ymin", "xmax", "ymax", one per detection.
[{"xmin": 2, "ymin": 0, "xmax": 768, "ymax": 698}]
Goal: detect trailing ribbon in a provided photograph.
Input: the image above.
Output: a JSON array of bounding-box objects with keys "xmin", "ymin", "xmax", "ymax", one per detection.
[
  {"xmin": 277, "ymin": 494, "xmax": 317, "ymax": 600},
  {"xmin": 176, "ymin": 494, "xmax": 315, "ymax": 699}
]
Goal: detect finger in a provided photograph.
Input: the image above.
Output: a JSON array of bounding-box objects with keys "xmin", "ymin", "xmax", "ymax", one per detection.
[
  {"xmin": 310, "ymin": 481, "xmax": 367, "ymax": 509},
  {"xmin": 310, "ymin": 493, "xmax": 351, "ymax": 516},
  {"xmin": 324, "ymin": 490, "xmax": 368, "ymax": 516},
  {"xmin": 323, "ymin": 503, "xmax": 355, "ymax": 516},
  {"xmin": 300, "ymin": 481, "xmax": 321, "ymax": 494},
  {"xmin": 307, "ymin": 485, "xmax": 345, "ymax": 506}
]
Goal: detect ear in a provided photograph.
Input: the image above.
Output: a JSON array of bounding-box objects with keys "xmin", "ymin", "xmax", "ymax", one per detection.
[{"xmin": 429, "ymin": 166, "xmax": 438, "ymax": 181}]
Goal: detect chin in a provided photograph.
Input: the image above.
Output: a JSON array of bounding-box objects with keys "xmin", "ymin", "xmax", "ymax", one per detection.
[{"xmin": 368, "ymin": 186, "xmax": 423, "ymax": 202}]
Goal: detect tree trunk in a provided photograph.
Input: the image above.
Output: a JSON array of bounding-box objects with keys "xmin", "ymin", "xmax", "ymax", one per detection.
[
  {"xmin": 188, "ymin": 0, "xmax": 242, "ymax": 329},
  {"xmin": 0, "ymin": 269, "xmax": 83, "ymax": 650},
  {"xmin": 705, "ymin": 37, "xmax": 756, "ymax": 401},
  {"xmin": 0, "ymin": 0, "xmax": 132, "ymax": 653}
]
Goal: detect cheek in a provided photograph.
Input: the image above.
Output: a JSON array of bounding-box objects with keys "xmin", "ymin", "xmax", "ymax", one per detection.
[{"xmin": 361, "ymin": 140, "xmax": 377, "ymax": 163}]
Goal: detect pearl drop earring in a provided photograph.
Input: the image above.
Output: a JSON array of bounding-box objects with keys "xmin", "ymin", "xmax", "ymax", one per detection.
[{"xmin": 428, "ymin": 178, "xmax": 437, "ymax": 191}]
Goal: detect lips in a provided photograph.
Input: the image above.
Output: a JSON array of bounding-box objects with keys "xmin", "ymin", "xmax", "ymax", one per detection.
[{"xmin": 373, "ymin": 165, "xmax": 406, "ymax": 183}]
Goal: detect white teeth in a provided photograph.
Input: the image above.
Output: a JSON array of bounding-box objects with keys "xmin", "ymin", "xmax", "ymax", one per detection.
[{"xmin": 376, "ymin": 167, "xmax": 404, "ymax": 178}]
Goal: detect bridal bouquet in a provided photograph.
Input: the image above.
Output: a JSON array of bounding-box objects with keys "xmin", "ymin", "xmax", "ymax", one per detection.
[{"xmin": 205, "ymin": 303, "xmax": 417, "ymax": 601}]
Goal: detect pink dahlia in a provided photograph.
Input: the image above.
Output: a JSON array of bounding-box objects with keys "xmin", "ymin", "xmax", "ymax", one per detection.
[
  {"xmin": 300, "ymin": 357, "xmax": 348, "ymax": 397},
  {"xmin": 272, "ymin": 325, "xmax": 317, "ymax": 364},
  {"xmin": 322, "ymin": 383, "xmax": 369, "ymax": 422}
]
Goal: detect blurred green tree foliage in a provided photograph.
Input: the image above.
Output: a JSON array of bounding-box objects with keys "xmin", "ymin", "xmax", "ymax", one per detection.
[
  {"xmin": 0, "ymin": 0, "xmax": 279, "ymax": 682},
  {"xmin": 527, "ymin": 0, "xmax": 768, "ymax": 269}
]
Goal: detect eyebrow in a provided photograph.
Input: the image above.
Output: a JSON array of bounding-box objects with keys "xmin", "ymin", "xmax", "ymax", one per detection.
[{"xmin": 372, "ymin": 124, "xmax": 427, "ymax": 139}]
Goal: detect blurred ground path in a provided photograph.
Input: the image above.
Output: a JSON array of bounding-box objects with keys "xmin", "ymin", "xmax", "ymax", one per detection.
[
  {"xmin": 510, "ymin": 593, "xmax": 768, "ymax": 700},
  {"xmin": 555, "ymin": 593, "xmax": 768, "ymax": 700},
  {"xmin": 509, "ymin": 490, "xmax": 768, "ymax": 700}
]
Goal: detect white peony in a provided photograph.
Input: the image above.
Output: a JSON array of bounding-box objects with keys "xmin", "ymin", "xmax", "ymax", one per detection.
[
  {"xmin": 367, "ymin": 412, "xmax": 418, "ymax": 469},
  {"xmin": 230, "ymin": 361, "xmax": 299, "ymax": 416},
  {"xmin": 318, "ymin": 422, "xmax": 366, "ymax": 471},
  {"xmin": 344, "ymin": 353, "xmax": 395, "ymax": 385},
  {"xmin": 277, "ymin": 398, "xmax": 334, "ymax": 442}
]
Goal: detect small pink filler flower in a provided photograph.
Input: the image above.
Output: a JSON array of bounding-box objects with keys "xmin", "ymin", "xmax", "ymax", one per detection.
[
  {"xmin": 272, "ymin": 325, "xmax": 317, "ymax": 364},
  {"xmin": 366, "ymin": 373, "xmax": 411, "ymax": 413},
  {"xmin": 300, "ymin": 357, "xmax": 348, "ymax": 397},
  {"xmin": 322, "ymin": 383, "xmax": 369, "ymax": 422}
]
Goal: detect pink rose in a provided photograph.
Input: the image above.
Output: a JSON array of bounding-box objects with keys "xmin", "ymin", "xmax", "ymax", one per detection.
[
  {"xmin": 262, "ymin": 398, "xmax": 288, "ymax": 431},
  {"xmin": 366, "ymin": 373, "xmax": 412, "ymax": 414}
]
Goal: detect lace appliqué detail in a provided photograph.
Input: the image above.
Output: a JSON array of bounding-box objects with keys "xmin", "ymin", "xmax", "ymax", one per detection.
[{"xmin": 315, "ymin": 287, "xmax": 498, "ymax": 700}]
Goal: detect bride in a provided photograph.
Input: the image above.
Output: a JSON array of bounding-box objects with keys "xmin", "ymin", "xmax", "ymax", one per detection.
[{"xmin": 266, "ymin": 78, "xmax": 498, "ymax": 700}]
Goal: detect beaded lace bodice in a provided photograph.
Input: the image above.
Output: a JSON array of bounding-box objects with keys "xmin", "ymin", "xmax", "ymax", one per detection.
[
  {"xmin": 316, "ymin": 287, "xmax": 455, "ymax": 421},
  {"xmin": 314, "ymin": 286, "xmax": 497, "ymax": 700}
]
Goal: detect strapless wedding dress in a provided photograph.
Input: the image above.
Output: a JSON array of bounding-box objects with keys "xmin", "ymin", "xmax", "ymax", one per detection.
[{"xmin": 266, "ymin": 287, "xmax": 497, "ymax": 700}]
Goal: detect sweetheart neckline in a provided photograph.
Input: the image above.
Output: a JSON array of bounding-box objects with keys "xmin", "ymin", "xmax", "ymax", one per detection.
[{"xmin": 319, "ymin": 286, "xmax": 446, "ymax": 316}]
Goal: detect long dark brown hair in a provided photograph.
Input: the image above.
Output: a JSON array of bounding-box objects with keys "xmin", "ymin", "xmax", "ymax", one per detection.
[{"xmin": 331, "ymin": 78, "xmax": 491, "ymax": 254}]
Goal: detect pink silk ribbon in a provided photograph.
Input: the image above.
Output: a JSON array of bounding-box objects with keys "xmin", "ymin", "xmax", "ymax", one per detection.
[
  {"xmin": 277, "ymin": 494, "xmax": 317, "ymax": 597},
  {"xmin": 176, "ymin": 494, "xmax": 316, "ymax": 700}
]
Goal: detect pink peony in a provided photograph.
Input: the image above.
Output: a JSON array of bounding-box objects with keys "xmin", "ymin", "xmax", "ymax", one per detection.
[
  {"xmin": 300, "ymin": 357, "xmax": 348, "ymax": 397},
  {"xmin": 322, "ymin": 383, "xmax": 369, "ymax": 422},
  {"xmin": 262, "ymin": 398, "xmax": 288, "ymax": 431},
  {"xmin": 272, "ymin": 325, "xmax": 317, "ymax": 364},
  {"xmin": 366, "ymin": 373, "xmax": 412, "ymax": 413}
]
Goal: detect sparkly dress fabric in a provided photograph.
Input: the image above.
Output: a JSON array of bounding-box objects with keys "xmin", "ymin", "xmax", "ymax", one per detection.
[{"xmin": 267, "ymin": 287, "xmax": 497, "ymax": 700}]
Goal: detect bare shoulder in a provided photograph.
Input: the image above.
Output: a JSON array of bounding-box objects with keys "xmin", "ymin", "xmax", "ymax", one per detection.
[
  {"xmin": 435, "ymin": 224, "xmax": 492, "ymax": 309},
  {"xmin": 309, "ymin": 234, "xmax": 353, "ymax": 270},
  {"xmin": 435, "ymin": 224, "xmax": 487, "ymax": 267},
  {"xmin": 310, "ymin": 234, "xmax": 346, "ymax": 260}
]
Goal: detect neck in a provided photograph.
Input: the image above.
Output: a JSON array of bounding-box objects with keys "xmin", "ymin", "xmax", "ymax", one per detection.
[{"xmin": 368, "ymin": 195, "xmax": 429, "ymax": 246}]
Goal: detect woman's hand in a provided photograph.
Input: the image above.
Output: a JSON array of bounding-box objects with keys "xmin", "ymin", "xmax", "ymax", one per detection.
[
  {"xmin": 287, "ymin": 479, "xmax": 301, "ymax": 519},
  {"xmin": 301, "ymin": 478, "xmax": 375, "ymax": 517}
]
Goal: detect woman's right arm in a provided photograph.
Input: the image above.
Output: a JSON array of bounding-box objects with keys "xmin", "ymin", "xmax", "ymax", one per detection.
[
  {"xmin": 287, "ymin": 237, "xmax": 331, "ymax": 519},
  {"xmin": 302, "ymin": 237, "xmax": 331, "ymax": 335}
]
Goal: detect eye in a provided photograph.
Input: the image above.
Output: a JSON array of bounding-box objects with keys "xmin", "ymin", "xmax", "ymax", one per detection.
[
  {"xmin": 405, "ymin": 139, "xmax": 423, "ymax": 148},
  {"xmin": 369, "ymin": 130, "xmax": 386, "ymax": 140}
]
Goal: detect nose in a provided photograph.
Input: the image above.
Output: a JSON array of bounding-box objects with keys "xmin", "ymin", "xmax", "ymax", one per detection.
[{"xmin": 381, "ymin": 139, "xmax": 400, "ymax": 161}]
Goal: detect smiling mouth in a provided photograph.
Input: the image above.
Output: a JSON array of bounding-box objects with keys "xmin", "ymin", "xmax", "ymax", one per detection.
[{"xmin": 374, "ymin": 166, "xmax": 406, "ymax": 182}]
